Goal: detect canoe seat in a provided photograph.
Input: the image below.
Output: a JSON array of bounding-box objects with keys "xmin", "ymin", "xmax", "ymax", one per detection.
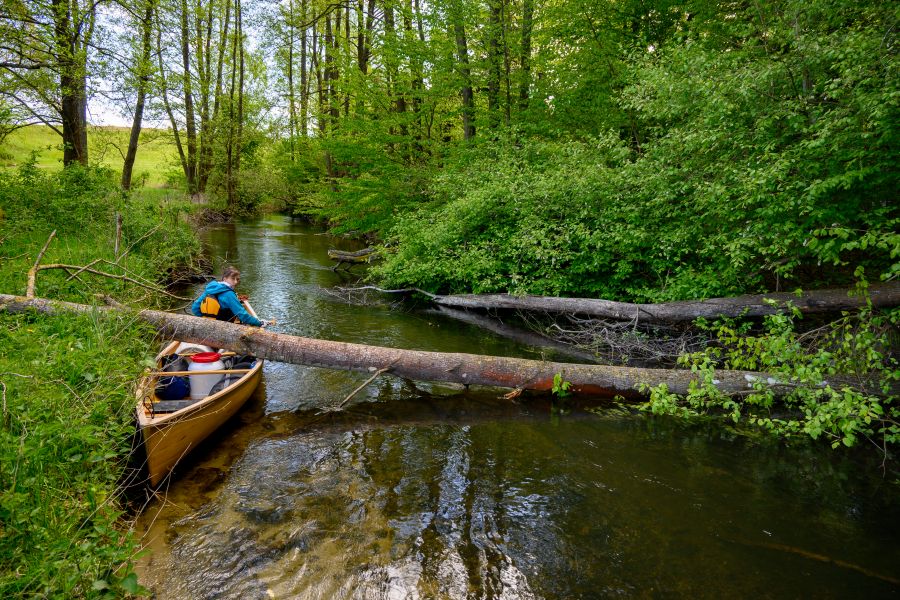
[{"xmin": 152, "ymin": 399, "xmax": 198, "ymax": 413}]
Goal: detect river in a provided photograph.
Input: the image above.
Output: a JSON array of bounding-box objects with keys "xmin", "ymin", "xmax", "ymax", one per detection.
[{"xmin": 134, "ymin": 215, "xmax": 900, "ymax": 599}]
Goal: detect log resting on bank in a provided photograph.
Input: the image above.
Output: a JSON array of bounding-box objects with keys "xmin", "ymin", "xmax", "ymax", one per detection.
[
  {"xmin": 327, "ymin": 247, "xmax": 376, "ymax": 262},
  {"xmin": 428, "ymin": 283, "xmax": 900, "ymax": 323},
  {"xmin": 0, "ymin": 294, "xmax": 883, "ymax": 399}
]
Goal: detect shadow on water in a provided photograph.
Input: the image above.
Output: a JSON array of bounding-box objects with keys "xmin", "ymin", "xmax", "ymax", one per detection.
[{"xmin": 135, "ymin": 216, "xmax": 900, "ymax": 599}]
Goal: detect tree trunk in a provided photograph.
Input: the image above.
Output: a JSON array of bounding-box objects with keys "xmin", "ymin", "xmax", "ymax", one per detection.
[
  {"xmin": 180, "ymin": 0, "xmax": 198, "ymax": 193},
  {"xmin": 313, "ymin": 22, "xmax": 325, "ymax": 135},
  {"xmin": 122, "ymin": 1, "xmax": 155, "ymax": 190},
  {"xmin": 236, "ymin": 0, "xmax": 244, "ymax": 176},
  {"xmin": 156, "ymin": 16, "xmax": 190, "ymax": 178},
  {"xmin": 500, "ymin": 0, "xmax": 511, "ymax": 125},
  {"xmin": 287, "ymin": 0, "xmax": 297, "ymax": 160},
  {"xmin": 519, "ymin": 0, "xmax": 533, "ymax": 110},
  {"xmin": 357, "ymin": 0, "xmax": 376, "ymax": 74},
  {"xmin": 450, "ymin": 2, "xmax": 475, "ymax": 140},
  {"xmin": 300, "ymin": 0, "xmax": 309, "ymax": 134},
  {"xmin": 54, "ymin": 0, "xmax": 89, "ymax": 166},
  {"xmin": 324, "ymin": 9, "xmax": 337, "ymax": 129},
  {"xmin": 0, "ymin": 294, "xmax": 817, "ymax": 399},
  {"xmin": 344, "ymin": 4, "xmax": 350, "ymax": 117},
  {"xmin": 195, "ymin": 0, "xmax": 214, "ymax": 192},
  {"xmin": 383, "ymin": 0, "xmax": 407, "ymax": 141},
  {"xmin": 426, "ymin": 284, "xmax": 900, "ymax": 323},
  {"xmin": 486, "ymin": 0, "xmax": 502, "ymax": 129},
  {"xmin": 226, "ymin": 0, "xmax": 239, "ymax": 208},
  {"xmin": 200, "ymin": 0, "xmax": 232, "ymax": 192}
]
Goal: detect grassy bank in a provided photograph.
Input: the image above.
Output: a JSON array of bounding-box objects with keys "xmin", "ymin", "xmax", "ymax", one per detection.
[
  {"xmin": 0, "ymin": 162, "xmax": 199, "ymax": 597},
  {"xmin": 1, "ymin": 125, "xmax": 179, "ymax": 188}
]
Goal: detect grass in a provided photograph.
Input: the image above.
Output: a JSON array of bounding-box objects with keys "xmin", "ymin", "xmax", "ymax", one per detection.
[
  {"xmin": 0, "ymin": 164, "xmax": 201, "ymax": 597},
  {"xmin": 0, "ymin": 310, "xmax": 152, "ymax": 598},
  {"xmin": 0, "ymin": 125, "xmax": 181, "ymax": 188}
]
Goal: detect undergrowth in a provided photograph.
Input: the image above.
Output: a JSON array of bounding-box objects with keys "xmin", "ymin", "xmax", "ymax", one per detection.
[
  {"xmin": 641, "ymin": 284, "xmax": 899, "ymax": 454},
  {"xmin": 0, "ymin": 311, "xmax": 154, "ymax": 598},
  {"xmin": 0, "ymin": 158, "xmax": 200, "ymax": 597}
]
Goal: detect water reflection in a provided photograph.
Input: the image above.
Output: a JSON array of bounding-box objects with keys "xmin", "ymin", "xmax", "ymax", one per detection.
[{"xmin": 136, "ymin": 216, "xmax": 900, "ymax": 599}]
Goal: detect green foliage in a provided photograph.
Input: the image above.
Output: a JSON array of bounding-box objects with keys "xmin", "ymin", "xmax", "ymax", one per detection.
[
  {"xmin": 0, "ymin": 126, "xmax": 180, "ymax": 187},
  {"xmin": 0, "ymin": 162, "xmax": 202, "ymax": 596},
  {"xmin": 375, "ymin": 134, "xmax": 641, "ymax": 296},
  {"xmin": 552, "ymin": 372, "xmax": 572, "ymax": 399},
  {"xmin": 0, "ymin": 160, "xmax": 200, "ymax": 302},
  {"xmin": 0, "ymin": 310, "xmax": 153, "ymax": 598},
  {"xmin": 357, "ymin": 0, "xmax": 899, "ymax": 301},
  {"xmin": 0, "ymin": 156, "xmax": 119, "ymax": 236},
  {"xmin": 641, "ymin": 297, "xmax": 899, "ymax": 450}
]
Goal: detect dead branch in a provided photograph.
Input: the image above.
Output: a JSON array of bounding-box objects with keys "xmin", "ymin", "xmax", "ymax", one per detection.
[
  {"xmin": 35, "ymin": 264, "xmax": 190, "ymax": 300},
  {"xmin": 65, "ymin": 258, "xmax": 102, "ymax": 281},
  {"xmin": 427, "ymin": 285, "xmax": 900, "ymax": 323},
  {"xmin": 26, "ymin": 229, "xmax": 56, "ymax": 298},
  {"xmin": 114, "ymin": 212, "xmax": 123, "ymax": 260},
  {"xmin": 327, "ymin": 247, "xmax": 378, "ymax": 271},
  {"xmin": 519, "ymin": 311, "xmax": 710, "ymax": 367},
  {"xmin": 323, "ymin": 363, "xmax": 397, "ymax": 413},
  {"xmin": 115, "ymin": 223, "xmax": 162, "ymax": 265}
]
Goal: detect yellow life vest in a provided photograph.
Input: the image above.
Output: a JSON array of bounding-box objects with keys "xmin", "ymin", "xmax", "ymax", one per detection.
[{"xmin": 199, "ymin": 293, "xmax": 237, "ymax": 322}]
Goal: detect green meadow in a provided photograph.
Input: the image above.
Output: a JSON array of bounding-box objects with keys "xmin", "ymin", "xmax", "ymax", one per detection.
[{"xmin": 0, "ymin": 125, "xmax": 180, "ymax": 187}]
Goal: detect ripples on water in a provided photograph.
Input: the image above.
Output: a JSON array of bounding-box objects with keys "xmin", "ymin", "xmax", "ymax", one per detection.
[{"xmin": 136, "ymin": 218, "xmax": 900, "ymax": 599}]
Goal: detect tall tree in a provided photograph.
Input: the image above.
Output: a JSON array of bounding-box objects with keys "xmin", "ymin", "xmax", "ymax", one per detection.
[
  {"xmin": 448, "ymin": 0, "xmax": 475, "ymax": 140},
  {"xmin": 518, "ymin": 0, "xmax": 533, "ymax": 110},
  {"xmin": 0, "ymin": 0, "xmax": 97, "ymax": 165},
  {"xmin": 178, "ymin": 0, "xmax": 198, "ymax": 192},
  {"xmin": 121, "ymin": 0, "xmax": 156, "ymax": 189}
]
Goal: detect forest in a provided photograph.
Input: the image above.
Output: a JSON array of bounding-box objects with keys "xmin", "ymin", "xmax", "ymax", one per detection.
[
  {"xmin": 0, "ymin": 0, "xmax": 898, "ymax": 596},
  {"xmin": 1, "ymin": 0, "xmax": 895, "ymax": 299}
]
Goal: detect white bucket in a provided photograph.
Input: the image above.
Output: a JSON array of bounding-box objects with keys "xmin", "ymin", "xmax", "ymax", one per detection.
[{"xmin": 188, "ymin": 352, "xmax": 225, "ymax": 400}]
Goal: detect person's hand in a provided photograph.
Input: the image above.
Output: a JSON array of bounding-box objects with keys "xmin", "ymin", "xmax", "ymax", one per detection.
[{"xmin": 238, "ymin": 294, "xmax": 249, "ymax": 301}]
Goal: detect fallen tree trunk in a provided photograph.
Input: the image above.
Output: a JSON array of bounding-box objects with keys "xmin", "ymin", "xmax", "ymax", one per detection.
[
  {"xmin": 327, "ymin": 247, "xmax": 376, "ymax": 271},
  {"xmin": 0, "ymin": 293, "xmax": 880, "ymax": 399},
  {"xmin": 428, "ymin": 283, "xmax": 900, "ymax": 323},
  {"xmin": 327, "ymin": 247, "xmax": 376, "ymax": 262}
]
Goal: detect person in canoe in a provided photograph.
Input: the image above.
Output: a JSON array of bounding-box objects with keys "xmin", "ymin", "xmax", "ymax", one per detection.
[{"xmin": 192, "ymin": 266, "xmax": 270, "ymax": 327}]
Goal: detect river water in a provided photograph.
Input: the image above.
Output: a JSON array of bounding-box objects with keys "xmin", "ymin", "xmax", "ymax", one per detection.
[{"xmin": 135, "ymin": 216, "xmax": 900, "ymax": 599}]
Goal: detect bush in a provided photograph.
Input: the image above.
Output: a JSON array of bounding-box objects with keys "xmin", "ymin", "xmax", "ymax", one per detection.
[
  {"xmin": 0, "ymin": 159, "xmax": 200, "ymax": 302},
  {"xmin": 641, "ymin": 288, "xmax": 899, "ymax": 450}
]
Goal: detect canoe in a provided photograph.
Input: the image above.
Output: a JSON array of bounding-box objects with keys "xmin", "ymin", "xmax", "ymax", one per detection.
[{"xmin": 135, "ymin": 301, "xmax": 264, "ymax": 487}]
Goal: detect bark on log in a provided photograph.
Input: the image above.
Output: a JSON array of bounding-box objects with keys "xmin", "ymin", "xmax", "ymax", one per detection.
[
  {"xmin": 429, "ymin": 283, "xmax": 900, "ymax": 323},
  {"xmin": 327, "ymin": 247, "xmax": 376, "ymax": 262},
  {"xmin": 0, "ymin": 293, "xmax": 851, "ymax": 399},
  {"xmin": 328, "ymin": 247, "xmax": 376, "ymax": 272}
]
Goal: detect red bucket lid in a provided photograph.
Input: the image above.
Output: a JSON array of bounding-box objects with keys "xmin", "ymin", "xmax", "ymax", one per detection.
[{"xmin": 190, "ymin": 352, "xmax": 222, "ymax": 363}]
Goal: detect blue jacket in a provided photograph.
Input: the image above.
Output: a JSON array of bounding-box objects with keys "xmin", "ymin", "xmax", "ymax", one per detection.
[{"xmin": 191, "ymin": 281, "xmax": 262, "ymax": 326}]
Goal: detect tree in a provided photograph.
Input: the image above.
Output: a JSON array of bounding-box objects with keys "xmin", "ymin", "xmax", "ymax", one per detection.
[
  {"xmin": 0, "ymin": 0, "xmax": 98, "ymax": 165},
  {"xmin": 121, "ymin": 0, "xmax": 156, "ymax": 189}
]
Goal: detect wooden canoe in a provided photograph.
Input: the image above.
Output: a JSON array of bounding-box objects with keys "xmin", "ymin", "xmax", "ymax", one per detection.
[{"xmin": 135, "ymin": 302, "xmax": 264, "ymax": 487}]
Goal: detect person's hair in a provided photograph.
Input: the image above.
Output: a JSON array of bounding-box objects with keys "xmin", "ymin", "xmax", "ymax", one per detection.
[{"xmin": 222, "ymin": 266, "xmax": 241, "ymax": 280}]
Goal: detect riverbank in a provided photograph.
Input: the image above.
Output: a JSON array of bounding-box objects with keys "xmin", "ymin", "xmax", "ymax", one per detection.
[{"xmin": 0, "ymin": 163, "xmax": 201, "ymax": 597}]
